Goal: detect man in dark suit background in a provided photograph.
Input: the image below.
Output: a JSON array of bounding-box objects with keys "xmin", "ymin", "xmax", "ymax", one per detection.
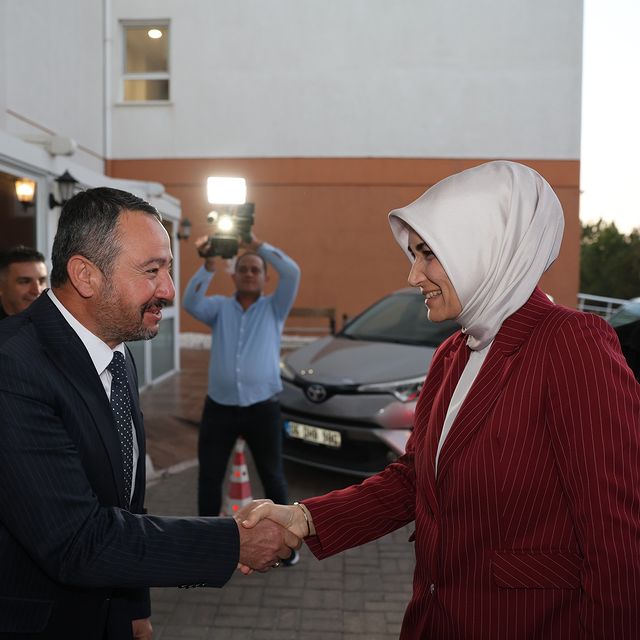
[
  {"xmin": 0, "ymin": 188, "xmax": 299, "ymax": 639},
  {"xmin": 0, "ymin": 245, "xmax": 48, "ymax": 319}
]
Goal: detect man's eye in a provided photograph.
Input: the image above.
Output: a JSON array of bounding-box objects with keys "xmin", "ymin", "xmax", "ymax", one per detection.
[{"xmin": 147, "ymin": 268, "xmax": 159, "ymax": 275}]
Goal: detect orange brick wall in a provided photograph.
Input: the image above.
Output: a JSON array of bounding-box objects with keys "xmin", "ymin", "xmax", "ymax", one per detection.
[{"xmin": 106, "ymin": 158, "xmax": 580, "ymax": 334}]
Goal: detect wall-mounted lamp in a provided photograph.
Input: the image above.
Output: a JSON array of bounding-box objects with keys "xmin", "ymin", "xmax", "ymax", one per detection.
[
  {"xmin": 15, "ymin": 178, "xmax": 36, "ymax": 207},
  {"xmin": 176, "ymin": 218, "xmax": 192, "ymax": 241},
  {"xmin": 48, "ymin": 170, "xmax": 78, "ymax": 209}
]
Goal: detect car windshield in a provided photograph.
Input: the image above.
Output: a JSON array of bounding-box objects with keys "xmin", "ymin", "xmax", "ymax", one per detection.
[
  {"xmin": 340, "ymin": 291, "xmax": 459, "ymax": 346},
  {"xmin": 609, "ymin": 301, "xmax": 640, "ymax": 328}
]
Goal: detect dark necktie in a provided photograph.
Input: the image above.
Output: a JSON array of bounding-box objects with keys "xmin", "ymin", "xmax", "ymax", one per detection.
[{"xmin": 107, "ymin": 351, "xmax": 134, "ymax": 505}]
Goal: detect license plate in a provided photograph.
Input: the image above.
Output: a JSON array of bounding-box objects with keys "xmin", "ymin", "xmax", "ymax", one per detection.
[{"xmin": 285, "ymin": 421, "xmax": 342, "ymax": 448}]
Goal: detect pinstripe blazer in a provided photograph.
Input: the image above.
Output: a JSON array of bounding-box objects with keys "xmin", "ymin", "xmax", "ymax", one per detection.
[
  {"xmin": 305, "ymin": 288, "xmax": 640, "ymax": 639},
  {"xmin": 0, "ymin": 294, "xmax": 239, "ymax": 639}
]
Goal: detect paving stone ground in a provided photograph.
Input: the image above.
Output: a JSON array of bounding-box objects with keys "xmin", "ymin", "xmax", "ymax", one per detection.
[{"xmin": 141, "ymin": 349, "xmax": 415, "ymax": 639}]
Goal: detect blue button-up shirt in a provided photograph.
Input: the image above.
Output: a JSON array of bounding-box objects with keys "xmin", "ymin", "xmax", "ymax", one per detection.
[{"xmin": 183, "ymin": 243, "xmax": 300, "ymax": 407}]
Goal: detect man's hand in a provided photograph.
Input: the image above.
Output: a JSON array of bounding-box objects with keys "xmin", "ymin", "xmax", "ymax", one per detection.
[
  {"xmin": 239, "ymin": 232, "xmax": 263, "ymax": 252},
  {"xmin": 234, "ymin": 503, "xmax": 301, "ymax": 573},
  {"xmin": 194, "ymin": 235, "xmax": 216, "ymax": 272},
  {"xmin": 132, "ymin": 617, "xmax": 153, "ymax": 639},
  {"xmin": 237, "ymin": 499, "xmax": 312, "ymax": 539}
]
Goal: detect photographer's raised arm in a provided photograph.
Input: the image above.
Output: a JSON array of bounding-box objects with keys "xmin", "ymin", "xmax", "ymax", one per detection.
[
  {"xmin": 238, "ymin": 232, "xmax": 264, "ymax": 254},
  {"xmin": 253, "ymin": 236, "xmax": 301, "ymax": 320},
  {"xmin": 182, "ymin": 236, "xmax": 223, "ymax": 325}
]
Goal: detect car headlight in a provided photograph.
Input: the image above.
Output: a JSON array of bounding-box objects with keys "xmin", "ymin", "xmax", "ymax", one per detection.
[
  {"xmin": 374, "ymin": 400, "xmax": 417, "ymax": 429},
  {"xmin": 357, "ymin": 376, "xmax": 424, "ymax": 402},
  {"xmin": 279, "ymin": 359, "xmax": 297, "ymax": 381}
]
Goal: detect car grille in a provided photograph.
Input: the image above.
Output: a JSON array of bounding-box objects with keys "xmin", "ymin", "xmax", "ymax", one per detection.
[
  {"xmin": 280, "ymin": 406, "xmax": 380, "ymax": 429},
  {"xmin": 283, "ymin": 436, "xmax": 396, "ymax": 477},
  {"xmin": 286, "ymin": 378, "xmax": 362, "ymax": 403}
]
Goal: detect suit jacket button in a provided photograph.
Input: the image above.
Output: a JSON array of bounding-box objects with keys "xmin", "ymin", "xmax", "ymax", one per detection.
[{"xmin": 429, "ymin": 583, "xmax": 436, "ymax": 594}]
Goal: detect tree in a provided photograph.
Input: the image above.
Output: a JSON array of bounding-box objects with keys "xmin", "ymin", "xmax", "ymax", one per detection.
[{"xmin": 580, "ymin": 220, "xmax": 640, "ymax": 299}]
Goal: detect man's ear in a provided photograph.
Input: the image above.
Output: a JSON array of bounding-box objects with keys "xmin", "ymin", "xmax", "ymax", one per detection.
[{"xmin": 66, "ymin": 255, "xmax": 102, "ymax": 299}]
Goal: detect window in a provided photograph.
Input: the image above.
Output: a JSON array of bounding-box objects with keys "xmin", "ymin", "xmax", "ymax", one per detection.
[{"xmin": 122, "ymin": 22, "xmax": 169, "ymax": 102}]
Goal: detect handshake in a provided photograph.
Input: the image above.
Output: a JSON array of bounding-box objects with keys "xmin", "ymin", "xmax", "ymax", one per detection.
[{"xmin": 232, "ymin": 500, "xmax": 315, "ymax": 574}]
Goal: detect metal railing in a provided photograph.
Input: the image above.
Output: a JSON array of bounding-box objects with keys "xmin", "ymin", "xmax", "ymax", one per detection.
[{"xmin": 577, "ymin": 293, "xmax": 629, "ymax": 319}]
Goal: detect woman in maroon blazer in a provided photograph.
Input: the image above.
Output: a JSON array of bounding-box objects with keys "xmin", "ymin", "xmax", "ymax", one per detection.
[{"xmin": 242, "ymin": 161, "xmax": 640, "ymax": 639}]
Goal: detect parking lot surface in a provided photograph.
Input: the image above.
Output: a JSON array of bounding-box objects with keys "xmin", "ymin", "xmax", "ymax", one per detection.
[{"xmin": 142, "ymin": 349, "xmax": 414, "ymax": 639}]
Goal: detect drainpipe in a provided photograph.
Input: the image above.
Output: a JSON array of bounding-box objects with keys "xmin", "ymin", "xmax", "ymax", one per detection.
[{"xmin": 103, "ymin": 0, "xmax": 112, "ymax": 170}]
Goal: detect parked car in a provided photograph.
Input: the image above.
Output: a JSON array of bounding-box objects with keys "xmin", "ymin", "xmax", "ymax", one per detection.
[
  {"xmin": 608, "ymin": 297, "xmax": 640, "ymax": 383},
  {"xmin": 608, "ymin": 297, "xmax": 640, "ymax": 328},
  {"xmin": 279, "ymin": 288, "xmax": 458, "ymax": 476}
]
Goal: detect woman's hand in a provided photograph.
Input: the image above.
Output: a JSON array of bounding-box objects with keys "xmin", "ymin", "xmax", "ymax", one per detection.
[{"xmin": 236, "ymin": 499, "xmax": 313, "ymax": 539}]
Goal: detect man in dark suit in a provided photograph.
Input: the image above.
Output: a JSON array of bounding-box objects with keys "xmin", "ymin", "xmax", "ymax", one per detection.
[{"xmin": 0, "ymin": 188, "xmax": 299, "ymax": 639}]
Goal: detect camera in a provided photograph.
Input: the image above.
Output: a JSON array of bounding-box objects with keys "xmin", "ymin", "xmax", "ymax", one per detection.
[{"xmin": 200, "ymin": 203, "xmax": 255, "ymax": 259}]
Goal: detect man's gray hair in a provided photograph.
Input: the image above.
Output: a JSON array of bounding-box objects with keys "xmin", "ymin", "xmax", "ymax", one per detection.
[{"xmin": 50, "ymin": 187, "xmax": 161, "ymax": 287}]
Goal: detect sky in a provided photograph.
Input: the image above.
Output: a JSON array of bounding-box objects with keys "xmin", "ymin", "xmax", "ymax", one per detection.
[{"xmin": 580, "ymin": 0, "xmax": 640, "ymax": 234}]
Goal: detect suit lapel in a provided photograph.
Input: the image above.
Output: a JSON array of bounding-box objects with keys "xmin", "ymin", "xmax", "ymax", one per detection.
[
  {"xmin": 418, "ymin": 336, "xmax": 469, "ymax": 515},
  {"xmin": 435, "ymin": 346, "xmax": 512, "ymax": 484},
  {"xmin": 426, "ymin": 342, "xmax": 469, "ymax": 468},
  {"xmin": 30, "ymin": 295, "xmax": 129, "ymax": 506},
  {"xmin": 435, "ymin": 288, "xmax": 554, "ymax": 485}
]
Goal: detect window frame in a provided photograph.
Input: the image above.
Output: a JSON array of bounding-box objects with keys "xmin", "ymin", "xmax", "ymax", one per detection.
[{"xmin": 120, "ymin": 19, "xmax": 171, "ymax": 104}]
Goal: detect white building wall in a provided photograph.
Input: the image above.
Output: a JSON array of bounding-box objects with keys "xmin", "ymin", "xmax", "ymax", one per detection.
[
  {"xmin": 0, "ymin": 0, "xmax": 182, "ymax": 385},
  {"xmin": 2, "ymin": 0, "xmax": 105, "ymax": 173},
  {"xmin": 0, "ymin": 0, "xmax": 181, "ymax": 249},
  {"xmin": 0, "ymin": 1, "xmax": 6, "ymax": 131},
  {"xmin": 110, "ymin": 0, "xmax": 583, "ymax": 160}
]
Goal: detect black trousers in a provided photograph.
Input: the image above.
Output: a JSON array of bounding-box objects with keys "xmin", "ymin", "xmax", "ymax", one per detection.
[{"xmin": 197, "ymin": 396, "xmax": 288, "ymax": 516}]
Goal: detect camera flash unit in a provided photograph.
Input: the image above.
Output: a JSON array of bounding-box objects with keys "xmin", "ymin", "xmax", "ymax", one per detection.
[{"xmin": 206, "ymin": 177, "xmax": 247, "ymax": 205}]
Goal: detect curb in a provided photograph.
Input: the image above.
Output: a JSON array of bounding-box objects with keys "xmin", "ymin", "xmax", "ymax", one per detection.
[{"xmin": 146, "ymin": 454, "xmax": 198, "ymax": 488}]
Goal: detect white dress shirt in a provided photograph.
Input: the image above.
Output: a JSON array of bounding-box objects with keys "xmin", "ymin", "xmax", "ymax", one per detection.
[{"xmin": 47, "ymin": 290, "xmax": 139, "ymax": 502}]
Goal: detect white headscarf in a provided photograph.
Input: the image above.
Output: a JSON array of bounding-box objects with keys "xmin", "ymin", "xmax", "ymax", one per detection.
[{"xmin": 388, "ymin": 161, "xmax": 564, "ymax": 351}]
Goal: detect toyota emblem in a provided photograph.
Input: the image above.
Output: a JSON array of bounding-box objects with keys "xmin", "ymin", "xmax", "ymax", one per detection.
[{"xmin": 306, "ymin": 384, "xmax": 328, "ymax": 403}]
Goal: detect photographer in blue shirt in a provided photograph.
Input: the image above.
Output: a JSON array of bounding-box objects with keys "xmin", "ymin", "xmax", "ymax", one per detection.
[{"xmin": 184, "ymin": 232, "xmax": 301, "ymax": 563}]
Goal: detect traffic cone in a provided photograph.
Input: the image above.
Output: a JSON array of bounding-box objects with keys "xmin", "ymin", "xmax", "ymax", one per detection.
[{"xmin": 221, "ymin": 438, "xmax": 253, "ymax": 515}]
